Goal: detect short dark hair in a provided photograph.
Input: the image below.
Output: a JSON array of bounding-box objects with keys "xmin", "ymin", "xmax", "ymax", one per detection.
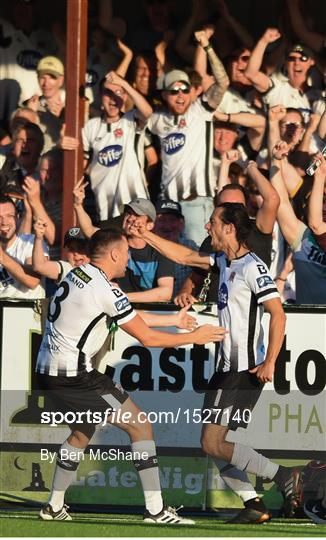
[
  {"xmin": 216, "ymin": 202, "xmax": 252, "ymax": 248},
  {"xmin": 0, "ymin": 194, "xmax": 17, "ymax": 211},
  {"xmin": 89, "ymin": 228, "xmax": 128, "ymax": 259},
  {"xmin": 218, "ymin": 183, "xmax": 250, "ymax": 206},
  {"xmin": 284, "ymin": 108, "xmax": 304, "ymax": 124}
]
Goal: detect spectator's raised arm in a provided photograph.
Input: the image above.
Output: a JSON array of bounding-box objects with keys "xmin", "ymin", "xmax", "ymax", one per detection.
[
  {"xmin": 286, "ymin": 0, "xmax": 324, "ymax": 53},
  {"xmin": 245, "ymin": 28, "xmax": 281, "ymax": 93},
  {"xmin": 194, "ymin": 29, "xmax": 229, "ymax": 108},
  {"xmin": 105, "ymin": 71, "xmax": 153, "ymax": 125},
  {"xmin": 73, "ymin": 177, "xmax": 98, "ymax": 239},
  {"xmin": 307, "ymin": 154, "xmax": 326, "ymax": 236},
  {"xmin": 215, "ymin": 0, "xmax": 255, "ymax": 50},
  {"xmin": 270, "ymin": 141, "xmax": 303, "ymax": 246},
  {"xmin": 246, "ymin": 161, "xmax": 280, "ymax": 234},
  {"xmin": 23, "ymin": 176, "xmax": 56, "ymax": 245},
  {"xmin": 32, "ymin": 220, "xmax": 60, "ymax": 280}
]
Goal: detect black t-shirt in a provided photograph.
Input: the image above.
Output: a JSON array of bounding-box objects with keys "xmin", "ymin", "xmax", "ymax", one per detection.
[
  {"xmin": 193, "ymin": 220, "xmax": 273, "ymax": 302},
  {"xmin": 117, "ymin": 244, "xmax": 175, "ymax": 293}
]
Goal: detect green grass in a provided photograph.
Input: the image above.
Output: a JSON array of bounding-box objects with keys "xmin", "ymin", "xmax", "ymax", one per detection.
[{"xmin": 0, "ymin": 510, "xmax": 324, "ymax": 537}]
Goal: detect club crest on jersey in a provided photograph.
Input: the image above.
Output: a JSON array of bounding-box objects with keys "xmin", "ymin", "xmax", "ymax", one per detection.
[
  {"xmin": 178, "ymin": 118, "xmax": 186, "ymax": 128},
  {"xmin": 163, "ymin": 133, "xmax": 185, "ymax": 155},
  {"xmin": 228, "ymin": 271, "xmax": 236, "ymax": 282},
  {"xmin": 98, "ymin": 145, "xmax": 123, "ymax": 167},
  {"xmin": 218, "ymin": 282, "xmax": 228, "ymax": 310},
  {"xmin": 114, "ymin": 128, "xmax": 123, "ymax": 138},
  {"xmin": 256, "ymin": 275, "xmax": 274, "ymax": 288},
  {"xmin": 115, "ymin": 297, "xmax": 130, "ymax": 312}
]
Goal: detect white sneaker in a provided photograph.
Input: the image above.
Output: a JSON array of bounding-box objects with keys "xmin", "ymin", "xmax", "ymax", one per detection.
[
  {"xmin": 143, "ymin": 505, "xmax": 195, "ymax": 525},
  {"xmin": 39, "ymin": 503, "xmax": 72, "ymax": 521}
]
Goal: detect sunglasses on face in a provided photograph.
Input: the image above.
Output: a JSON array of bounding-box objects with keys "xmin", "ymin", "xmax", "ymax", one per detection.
[
  {"xmin": 287, "ymin": 55, "xmax": 308, "ymax": 62},
  {"xmin": 280, "ymin": 121, "xmax": 303, "ymax": 128},
  {"xmin": 167, "ymin": 85, "xmax": 190, "ymax": 95},
  {"xmin": 237, "ymin": 55, "xmax": 250, "ymax": 62}
]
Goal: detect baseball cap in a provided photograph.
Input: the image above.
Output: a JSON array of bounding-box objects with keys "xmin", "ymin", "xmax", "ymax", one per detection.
[
  {"xmin": 37, "ymin": 56, "xmax": 64, "ymax": 78},
  {"xmin": 156, "ymin": 199, "xmax": 183, "ymax": 219},
  {"xmin": 287, "ymin": 43, "xmax": 313, "ymax": 59},
  {"xmin": 162, "ymin": 70, "xmax": 191, "ymax": 89},
  {"xmin": 64, "ymin": 227, "xmax": 86, "ymax": 246},
  {"xmin": 124, "ymin": 198, "xmax": 157, "ymax": 222}
]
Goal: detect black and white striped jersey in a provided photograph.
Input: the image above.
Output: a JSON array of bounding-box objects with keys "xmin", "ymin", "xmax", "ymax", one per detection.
[
  {"xmin": 36, "ymin": 263, "xmax": 136, "ymax": 377},
  {"xmin": 210, "ymin": 251, "xmax": 280, "ymax": 373},
  {"xmin": 82, "ymin": 112, "xmax": 149, "ymax": 220},
  {"xmin": 147, "ymin": 99, "xmax": 215, "ymax": 200}
]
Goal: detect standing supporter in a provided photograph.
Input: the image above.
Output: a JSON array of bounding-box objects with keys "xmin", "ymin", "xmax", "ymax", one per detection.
[
  {"xmin": 154, "ymin": 199, "xmax": 198, "ymax": 296},
  {"xmin": 147, "ymin": 57, "xmax": 228, "ymax": 245},
  {"xmin": 271, "ymin": 142, "xmax": 326, "ymax": 304},
  {"xmin": 0, "ymin": 194, "xmax": 47, "ymax": 300},
  {"xmin": 73, "ymin": 179, "xmax": 174, "ymax": 303},
  {"xmin": 82, "ymin": 71, "xmax": 152, "ymax": 222},
  {"xmin": 37, "ymin": 227, "xmax": 225, "ymax": 523},
  {"xmin": 130, "ymin": 204, "xmax": 301, "ymax": 524},
  {"xmin": 245, "ymin": 30, "xmax": 322, "ymax": 121},
  {"xmin": 25, "ymin": 56, "xmax": 79, "ymax": 153}
]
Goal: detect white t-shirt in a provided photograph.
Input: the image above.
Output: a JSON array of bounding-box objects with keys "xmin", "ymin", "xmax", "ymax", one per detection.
[
  {"xmin": 82, "ymin": 112, "xmax": 149, "ymax": 220},
  {"xmin": 263, "ymin": 78, "xmax": 322, "ymax": 123},
  {"xmin": 0, "ymin": 234, "xmax": 48, "ymax": 300},
  {"xmin": 36, "ymin": 263, "xmax": 136, "ymax": 376},
  {"xmin": 217, "ymin": 88, "xmax": 256, "ymax": 114},
  {"xmin": 147, "ymin": 99, "xmax": 215, "ymax": 200}
]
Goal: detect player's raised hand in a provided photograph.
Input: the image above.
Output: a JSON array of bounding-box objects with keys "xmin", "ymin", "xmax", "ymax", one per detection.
[
  {"xmin": 105, "ymin": 70, "xmax": 125, "ymax": 87},
  {"xmin": 174, "ymin": 292, "xmax": 197, "ymax": 307},
  {"xmin": 73, "ymin": 177, "xmax": 88, "ymax": 206},
  {"xmin": 175, "ymin": 305, "xmax": 198, "ymax": 330},
  {"xmin": 192, "ymin": 324, "xmax": 227, "ymax": 344}
]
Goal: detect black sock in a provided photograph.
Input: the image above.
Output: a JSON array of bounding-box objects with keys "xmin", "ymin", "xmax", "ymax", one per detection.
[{"xmin": 244, "ymin": 497, "xmax": 267, "ymax": 512}]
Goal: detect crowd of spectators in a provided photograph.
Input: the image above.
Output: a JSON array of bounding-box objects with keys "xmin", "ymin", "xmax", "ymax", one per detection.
[{"xmin": 0, "ymin": 0, "xmax": 325, "ymax": 305}]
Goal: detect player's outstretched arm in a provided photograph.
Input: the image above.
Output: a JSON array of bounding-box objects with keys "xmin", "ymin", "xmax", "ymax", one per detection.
[
  {"xmin": 121, "ymin": 313, "xmax": 226, "ymax": 348},
  {"xmin": 129, "ymin": 221, "xmax": 210, "ymax": 269},
  {"xmin": 140, "ymin": 305, "xmax": 197, "ymax": 331}
]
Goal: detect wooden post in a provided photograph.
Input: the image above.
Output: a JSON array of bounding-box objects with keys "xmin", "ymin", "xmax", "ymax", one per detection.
[{"xmin": 61, "ymin": 0, "xmax": 88, "ymax": 254}]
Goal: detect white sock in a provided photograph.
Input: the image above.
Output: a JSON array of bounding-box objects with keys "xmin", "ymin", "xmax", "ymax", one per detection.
[
  {"xmin": 131, "ymin": 440, "xmax": 163, "ymax": 515},
  {"xmin": 214, "ymin": 459, "xmax": 258, "ymax": 503},
  {"xmin": 231, "ymin": 443, "xmax": 278, "ymax": 479},
  {"xmin": 48, "ymin": 440, "xmax": 85, "ymax": 512}
]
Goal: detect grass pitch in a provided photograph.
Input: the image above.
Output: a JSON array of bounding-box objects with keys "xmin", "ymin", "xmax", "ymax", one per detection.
[{"xmin": 0, "ymin": 508, "xmax": 324, "ymax": 537}]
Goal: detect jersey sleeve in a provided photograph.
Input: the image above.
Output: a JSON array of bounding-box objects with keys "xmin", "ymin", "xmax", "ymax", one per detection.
[
  {"xmin": 104, "ymin": 284, "xmax": 136, "ymax": 326},
  {"xmin": 245, "ymin": 257, "xmax": 279, "ymax": 304}
]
